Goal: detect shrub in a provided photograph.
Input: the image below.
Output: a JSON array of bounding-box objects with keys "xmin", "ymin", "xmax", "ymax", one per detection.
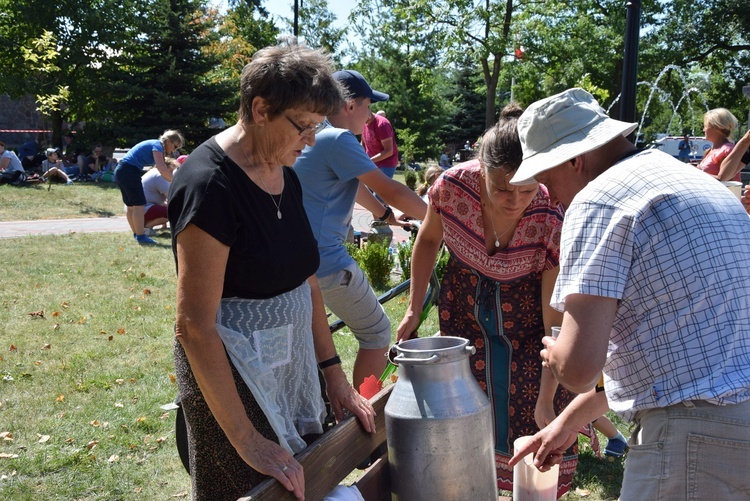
[
  {"xmin": 404, "ymin": 169, "xmax": 418, "ymax": 190},
  {"xmin": 353, "ymin": 239, "xmax": 393, "ymax": 289},
  {"xmin": 396, "ymin": 239, "xmax": 413, "ymax": 279}
]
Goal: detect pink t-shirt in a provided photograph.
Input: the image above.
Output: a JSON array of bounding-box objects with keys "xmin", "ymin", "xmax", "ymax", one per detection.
[
  {"xmin": 361, "ymin": 114, "xmax": 399, "ymax": 168},
  {"xmin": 698, "ymin": 142, "xmax": 739, "ymax": 181}
]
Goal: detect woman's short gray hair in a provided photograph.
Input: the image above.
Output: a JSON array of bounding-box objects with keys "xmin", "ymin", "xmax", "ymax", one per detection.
[
  {"xmin": 239, "ymin": 41, "xmax": 345, "ymax": 122},
  {"xmin": 478, "ymin": 103, "xmax": 524, "ymax": 174}
]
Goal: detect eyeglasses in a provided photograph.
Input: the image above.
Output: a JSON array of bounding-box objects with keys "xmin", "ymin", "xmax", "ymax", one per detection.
[{"xmin": 285, "ymin": 115, "xmax": 327, "ymax": 136}]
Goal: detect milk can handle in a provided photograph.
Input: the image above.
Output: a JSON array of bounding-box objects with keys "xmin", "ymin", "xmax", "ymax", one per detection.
[{"xmin": 392, "ymin": 354, "xmax": 439, "ymax": 365}]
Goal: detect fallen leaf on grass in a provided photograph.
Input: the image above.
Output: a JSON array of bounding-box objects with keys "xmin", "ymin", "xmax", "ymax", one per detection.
[
  {"xmin": 1, "ymin": 470, "xmax": 17, "ymax": 480},
  {"xmin": 117, "ymin": 328, "xmax": 126, "ymax": 335},
  {"xmin": 168, "ymin": 373, "xmax": 176, "ymax": 384},
  {"xmin": 42, "ymin": 344, "xmax": 51, "ymax": 350},
  {"xmin": 90, "ymin": 420, "xmax": 101, "ymax": 427},
  {"xmin": 52, "ymin": 324, "xmax": 60, "ymax": 331},
  {"xmin": 52, "ymin": 311, "xmax": 60, "ymax": 317},
  {"xmin": 108, "ymin": 335, "xmax": 113, "ymax": 341},
  {"xmin": 107, "ymin": 454, "xmax": 119, "ymax": 463},
  {"xmin": 60, "ymin": 302, "xmax": 68, "ymax": 309},
  {"xmin": 37, "ymin": 435, "xmax": 50, "ymax": 443},
  {"xmin": 28, "ymin": 310, "xmax": 45, "ymax": 318},
  {"xmin": 134, "ymin": 487, "xmax": 142, "ymax": 493},
  {"xmin": 56, "ymin": 394, "xmax": 64, "ymax": 402},
  {"xmin": 65, "ymin": 438, "xmax": 73, "ymax": 443},
  {"xmin": 9, "ymin": 345, "xmax": 16, "ymax": 352},
  {"xmin": 115, "ymin": 379, "xmax": 125, "ymax": 385},
  {"xmin": 34, "ymin": 361, "xmax": 41, "ymax": 366},
  {"xmin": 114, "ymin": 402, "xmax": 124, "ymax": 408},
  {"xmin": 86, "ymin": 440, "xmax": 98, "ymax": 450},
  {"xmin": 143, "ymin": 288, "xmax": 151, "ymax": 295},
  {"xmin": 77, "ymin": 317, "xmax": 86, "ymax": 324},
  {"xmin": 139, "ymin": 273, "xmax": 146, "ymax": 278},
  {"xmin": 0, "ymin": 453, "xmax": 19, "ymax": 459},
  {"xmin": 172, "ymin": 492, "xmax": 188, "ymax": 498},
  {"xmin": 0, "ymin": 432, "xmax": 13, "ymax": 441},
  {"xmin": 575, "ymin": 488, "xmax": 591, "ymax": 497}
]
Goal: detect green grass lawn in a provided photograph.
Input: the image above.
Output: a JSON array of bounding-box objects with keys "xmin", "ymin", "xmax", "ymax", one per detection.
[
  {"xmin": 1, "ymin": 182, "xmax": 125, "ymax": 221},
  {"xmin": 0, "ymin": 184, "xmax": 626, "ymax": 499}
]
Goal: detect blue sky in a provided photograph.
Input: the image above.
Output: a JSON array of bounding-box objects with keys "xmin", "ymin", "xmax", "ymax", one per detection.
[{"xmin": 263, "ymin": 0, "xmax": 354, "ymax": 34}]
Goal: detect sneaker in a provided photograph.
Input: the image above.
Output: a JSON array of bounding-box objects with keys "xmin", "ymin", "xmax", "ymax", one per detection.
[
  {"xmin": 135, "ymin": 234, "xmax": 157, "ymax": 246},
  {"xmin": 604, "ymin": 435, "xmax": 628, "ymax": 457}
]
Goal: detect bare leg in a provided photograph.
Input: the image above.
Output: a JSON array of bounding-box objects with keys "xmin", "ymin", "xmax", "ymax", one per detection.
[
  {"xmin": 593, "ymin": 415, "xmax": 618, "ymax": 438},
  {"xmin": 145, "ymin": 217, "xmax": 168, "ymax": 229},
  {"xmin": 131, "ymin": 205, "xmax": 146, "ymax": 235},
  {"xmin": 125, "ymin": 206, "xmax": 137, "ymax": 235},
  {"xmin": 353, "ymin": 347, "xmax": 388, "ymax": 392}
]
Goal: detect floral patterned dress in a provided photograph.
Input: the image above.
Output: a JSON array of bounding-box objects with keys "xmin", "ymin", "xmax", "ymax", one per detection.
[{"xmin": 429, "ymin": 160, "xmax": 578, "ymax": 497}]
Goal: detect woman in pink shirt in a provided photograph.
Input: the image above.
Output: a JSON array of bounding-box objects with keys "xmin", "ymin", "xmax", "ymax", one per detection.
[{"xmin": 698, "ymin": 107, "xmax": 740, "ymax": 181}]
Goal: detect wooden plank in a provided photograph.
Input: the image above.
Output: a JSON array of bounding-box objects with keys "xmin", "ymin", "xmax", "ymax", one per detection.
[
  {"xmin": 240, "ymin": 385, "xmax": 392, "ymax": 501},
  {"xmin": 353, "ymin": 451, "xmax": 390, "ymax": 501}
]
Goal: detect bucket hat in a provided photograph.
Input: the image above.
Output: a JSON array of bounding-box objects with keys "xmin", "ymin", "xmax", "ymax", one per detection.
[{"xmin": 510, "ymin": 88, "xmax": 638, "ymax": 185}]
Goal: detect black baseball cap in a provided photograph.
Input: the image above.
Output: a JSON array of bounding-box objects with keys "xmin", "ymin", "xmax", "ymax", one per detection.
[{"xmin": 333, "ymin": 70, "xmax": 389, "ymax": 103}]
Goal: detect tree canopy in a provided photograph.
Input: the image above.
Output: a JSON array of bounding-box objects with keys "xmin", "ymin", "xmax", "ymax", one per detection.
[{"xmin": 0, "ymin": 0, "xmax": 747, "ymax": 157}]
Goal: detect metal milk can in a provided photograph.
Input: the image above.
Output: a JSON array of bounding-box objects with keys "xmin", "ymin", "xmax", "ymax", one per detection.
[{"xmin": 385, "ymin": 336, "xmax": 498, "ymax": 500}]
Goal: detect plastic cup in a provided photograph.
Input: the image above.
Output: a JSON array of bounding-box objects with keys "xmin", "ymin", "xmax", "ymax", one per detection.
[
  {"xmin": 550, "ymin": 326, "xmax": 561, "ymax": 339},
  {"xmin": 721, "ymin": 181, "xmax": 743, "ymax": 200},
  {"xmin": 512, "ymin": 436, "xmax": 559, "ymax": 501}
]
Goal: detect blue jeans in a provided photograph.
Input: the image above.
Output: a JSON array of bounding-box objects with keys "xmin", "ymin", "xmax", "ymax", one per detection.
[
  {"xmin": 621, "ymin": 399, "xmax": 750, "ymax": 500},
  {"xmin": 379, "ymin": 166, "xmax": 396, "ymax": 179}
]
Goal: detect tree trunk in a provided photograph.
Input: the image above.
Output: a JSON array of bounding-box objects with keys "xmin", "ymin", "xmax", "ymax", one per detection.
[{"xmin": 51, "ymin": 109, "xmax": 63, "ymax": 150}]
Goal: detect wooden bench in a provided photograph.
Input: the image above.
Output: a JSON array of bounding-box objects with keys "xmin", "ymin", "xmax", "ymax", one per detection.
[{"xmin": 239, "ymin": 385, "xmax": 393, "ymax": 501}]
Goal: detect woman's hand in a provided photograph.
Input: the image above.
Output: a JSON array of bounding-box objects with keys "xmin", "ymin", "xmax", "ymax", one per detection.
[
  {"xmin": 396, "ymin": 309, "xmax": 421, "ymax": 343},
  {"xmin": 323, "ymin": 368, "xmax": 376, "ymax": 433},
  {"xmin": 236, "ymin": 432, "xmax": 305, "ymax": 500}
]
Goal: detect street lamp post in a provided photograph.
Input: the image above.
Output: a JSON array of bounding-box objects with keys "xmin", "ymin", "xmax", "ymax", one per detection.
[{"xmin": 619, "ymin": 0, "xmax": 641, "ymax": 138}]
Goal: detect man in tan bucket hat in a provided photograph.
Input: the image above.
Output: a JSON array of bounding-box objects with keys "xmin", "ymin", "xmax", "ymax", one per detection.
[{"xmin": 509, "ymin": 88, "xmax": 750, "ymax": 500}]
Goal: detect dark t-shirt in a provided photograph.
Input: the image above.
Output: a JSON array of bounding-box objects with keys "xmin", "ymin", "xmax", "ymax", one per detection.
[{"xmin": 168, "ymin": 137, "xmax": 320, "ymax": 299}]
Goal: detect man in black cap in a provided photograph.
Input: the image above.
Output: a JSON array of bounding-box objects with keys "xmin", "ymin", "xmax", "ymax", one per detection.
[{"xmin": 293, "ymin": 70, "xmax": 427, "ymax": 390}]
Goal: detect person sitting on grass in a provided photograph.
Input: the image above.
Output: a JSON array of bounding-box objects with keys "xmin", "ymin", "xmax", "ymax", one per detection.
[
  {"xmin": 41, "ymin": 148, "xmax": 73, "ymax": 185},
  {"xmin": 0, "ymin": 141, "xmax": 27, "ymax": 185}
]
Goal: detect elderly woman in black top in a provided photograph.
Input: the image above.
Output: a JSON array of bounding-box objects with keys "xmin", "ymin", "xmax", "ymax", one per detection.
[{"xmin": 168, "ymin": 42, "xmax": 375, "ymax": 501}]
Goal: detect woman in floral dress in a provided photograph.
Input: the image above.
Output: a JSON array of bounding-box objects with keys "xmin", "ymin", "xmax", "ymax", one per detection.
[{"xmin": 398, "ymin": 104, "xmax": 580, "ymax": 498}]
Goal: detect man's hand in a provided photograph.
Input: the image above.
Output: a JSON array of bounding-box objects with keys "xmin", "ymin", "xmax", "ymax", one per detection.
[
  {"xmin": 508, "ymin": 418, "xmax": 579, "ymax": 472},
  {"xmin": 323, "ymin": 368, "xmax": 376, "ymax": 433}
]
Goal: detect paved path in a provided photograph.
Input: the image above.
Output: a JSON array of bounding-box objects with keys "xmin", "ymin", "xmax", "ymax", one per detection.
[{"xmin": 0, "ymin": 204, "xmax": 412, "ymax": 241}]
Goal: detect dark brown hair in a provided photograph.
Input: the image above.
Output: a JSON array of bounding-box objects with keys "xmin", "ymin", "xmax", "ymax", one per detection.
[{"xmin": 478, "ymin": 103, "xmax": 524, "ymax": 173}]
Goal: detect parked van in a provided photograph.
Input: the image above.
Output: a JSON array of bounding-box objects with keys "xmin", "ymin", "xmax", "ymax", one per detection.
[{"xmin": 649, "ymin": 135, "xmax": 712, "ymax": 163}]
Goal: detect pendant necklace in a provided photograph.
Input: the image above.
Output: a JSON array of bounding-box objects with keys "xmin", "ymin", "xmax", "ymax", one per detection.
[
  {"xmin": 486, "ymin": 205, "xmax": 516, "ymax": 248},
  {"xmin": 236, "ymin": 133, "xmax": 283, "ymax": 219}
]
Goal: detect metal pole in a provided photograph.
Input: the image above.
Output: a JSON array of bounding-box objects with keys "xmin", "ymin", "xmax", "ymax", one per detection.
[
  {"xmin": 294, "ymin": 0, "xmax": 299, "ymax": 37},
  {"xmin": 510, "ymin": 77, "xmax": 515, "ymax": 103},
  {"xmin": 619, "ymin": 0, "xmax": 641, "ymax": 138},
  {"xmin": 743, "ymin": 85, "xmax": 750, "ymax": 130}
]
